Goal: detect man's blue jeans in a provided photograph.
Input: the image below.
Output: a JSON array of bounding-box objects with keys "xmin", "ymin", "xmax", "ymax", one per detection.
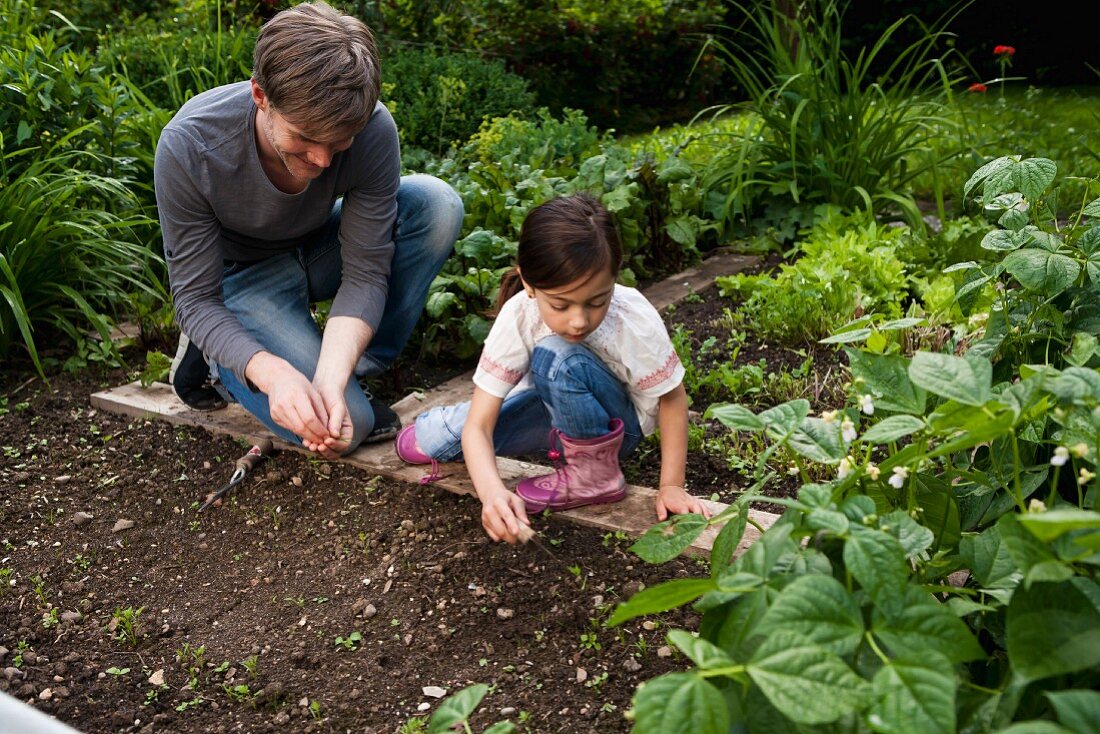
[
  {"xmin": 216, "ymin": 174, "xmax": 463, "ymax": 449},
  {"xmin": 411, "ymin": 336, "xmax": 643, "ymax": 461}
]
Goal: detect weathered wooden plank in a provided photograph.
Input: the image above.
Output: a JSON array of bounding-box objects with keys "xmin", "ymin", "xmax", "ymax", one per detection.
[
  {"xmin": 91, "ymin": 381, "xmax": 777, "ymax": 557},
  {"xmin": 644, "ymin": 251, "xmax": 757, "ymax": 311}
]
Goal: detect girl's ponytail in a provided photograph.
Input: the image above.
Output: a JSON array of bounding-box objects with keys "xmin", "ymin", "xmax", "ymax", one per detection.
[{"xmin": 494, "ymin": 267, "xmax": 525, "ymax": 315}]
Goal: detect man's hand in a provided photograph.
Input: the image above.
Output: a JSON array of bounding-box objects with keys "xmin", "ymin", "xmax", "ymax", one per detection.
[
  {"xmin": 247, "ymin": 354, "xmax": 333, "ymax": 448},
  {"xmin": 311, "ymin": 381, "xmax": 354, "ymax": 459},
  {"xmin": 480, "ymin": 488, "xmax": 532, "ymax": 544},
  {"xmin": 655, "ymin": 485, "xmax": 712, "ymax": 522}
]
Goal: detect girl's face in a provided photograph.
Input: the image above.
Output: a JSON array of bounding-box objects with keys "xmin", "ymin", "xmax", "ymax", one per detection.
[{"xmin": 524, "ymin": 267, "xmax": 616, "ymax": 343}]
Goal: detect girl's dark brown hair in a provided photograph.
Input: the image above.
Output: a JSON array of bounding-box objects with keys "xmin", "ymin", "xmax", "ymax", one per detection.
[{"xmin": 495, "ymin": 192, "xmax": 623, "ymax": 313}]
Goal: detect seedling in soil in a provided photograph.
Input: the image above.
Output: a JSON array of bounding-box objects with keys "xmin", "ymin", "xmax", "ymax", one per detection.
[
  {"xmin": 579, "ymin": 632, "xmax": 601, "ymax": 651},
  {"xmin": 0, "ymin": 567, "xmax": 12, "ymax": 594},
  {"xmin": 222, "ymin": 683, "xmax": 254, "ymax": 703},
  {"xmin": 309, "ymin": 700, "xmax": 323, "ymax": 720},
  {"xmin": 12, "ymin": 640, "xmax": 29, "ymax": 668},
  {"xmin": 566, "ymin": 564, "xmax": 586, "ymax": 590},
  {"xmin": 176, "ymin": 643, "xmax": 206, "ymax": 687},
  {"xmin": 31, "ymin": 574, "xmax": 48, "ymax": 605},
  {"xmin": 106, "ymin": 666, "xmax": 130, "ymax": 676},
  {"xmin": 175, "ymin": 697, "xmax": 204, "ymax": 713},
  {"xmin": 335, "ymin": 631, "xmax": 362, "ymax": 651},
  {"xmin": 213, "ymin": 660, "xmax": 230, "ymax": 674},
  {"xmin": 73, "ymin": 553, "xmax": 92, "ymax": 570},
  {"xmin": 144, "ymin": 685, "xmax": 168, "ymax": 705},
  {"xmin": 111, "ymin": 606, "xmax": 144, "ymax": 646},
  {"xmin": 585, "ymin": 671, "xmax": 609, "ymax": 693},
  {"xmin": 241, "ymin": 655, "xmax": 260, "ymax": 679},
  {"xmin": 41, "ymin": 607, "xmax": 60, "ymax": 629}
]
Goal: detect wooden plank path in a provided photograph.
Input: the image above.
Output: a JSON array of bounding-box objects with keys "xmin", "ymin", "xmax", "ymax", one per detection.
[{"xmin": 91, "ymin": 252, "xmax": 780, "ymax": 557}]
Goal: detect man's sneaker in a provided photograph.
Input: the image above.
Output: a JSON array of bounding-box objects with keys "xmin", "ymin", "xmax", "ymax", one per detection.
[
  {"xmin": 363, "ymin": 396, "xmax": 401, "ymax": 444},
  {"xmin": 169, "ymin": 334, "xmax": 227, "ymax": 411}
]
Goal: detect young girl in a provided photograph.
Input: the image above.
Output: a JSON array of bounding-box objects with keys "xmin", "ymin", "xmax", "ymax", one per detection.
[{"xmin": 396, "ymin": 193, "xmax": 708, "ymax": 543}]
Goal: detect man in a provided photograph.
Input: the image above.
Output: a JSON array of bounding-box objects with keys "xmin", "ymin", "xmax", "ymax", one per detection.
[{"xmin": 155, "ymin": 1, "xmax": 462, "ymax": 458}]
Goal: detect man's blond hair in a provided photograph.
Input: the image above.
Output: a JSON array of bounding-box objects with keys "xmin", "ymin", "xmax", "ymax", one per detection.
[{"xmin": 253, "ymin": 1, "xmax": 379, "ymax": 137}]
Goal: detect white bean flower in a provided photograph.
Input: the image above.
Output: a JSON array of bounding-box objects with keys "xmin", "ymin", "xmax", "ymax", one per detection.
[
  {"xmin": 837, "ymin": 457, "xmax": 854, "ymax": 479},
  {"xmin": 821, "ymin": 410, "xmax": 838, "ymax": 424},
  {"xmin": 841, "ymin": 419, "xmax": 858, "ymax": 444},
  {"xmin": 860, "ymin": 394, "xmax": 875, "ymax": 416},
  {"xmin": 867, "ymin": 463, "xmax": 881, "ymax": 480},
  {"xmin": 888, "ymin": 466, "xmax": 908, "ymax": 489},
  {"xmin": 1079, "ymin": 468, "xmax": 1097, "ymax": 486},
  {"xmin": 1050, "ymin": 446, "xmax": 1070, "ymax": 467}
]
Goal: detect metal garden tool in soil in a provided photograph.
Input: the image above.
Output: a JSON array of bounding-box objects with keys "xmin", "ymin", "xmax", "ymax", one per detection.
[
  {"xmin": 517, "ymin": 524, "xmax": 561, "ymax": 565},
  {"xmin": 199, "ymin": 438, "xmax": 274, "ymax": 511}
]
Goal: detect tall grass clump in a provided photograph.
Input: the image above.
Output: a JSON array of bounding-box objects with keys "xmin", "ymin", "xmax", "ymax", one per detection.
[
  {"xmin": 0, "ymin": 133, "xmax": 164, "ymax": 375},
  {"xmin": 701, "ymin": 0, "xmax": 969, "ymax": 234}
]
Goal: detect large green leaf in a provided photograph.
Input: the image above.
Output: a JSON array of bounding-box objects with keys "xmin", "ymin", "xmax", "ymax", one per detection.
[
  {"xmin": 667, "ymin": 629, "xmax": 737, "ymax": 670},
  {"xmin": 1004, "ymin": 248, "xmax": 1081, "ymax": 296},
  {"xmin": 867, "ymin": 652, "xmax": 956, "ymax": 734},
  {"xmin": 756, "ymin": 575, "xmax": 864, "ymax": 655},
  {"xmin": 959, "ymin": 525, "xmax": 1022, "ymax": 597},
  {"xmin": 847, "ymin": 350, "xmax": 926, "ymax": 414},
  {"xmin": 759, "ymin": 400, "xmax": 811, "ymax": 442},
  {"xmin": 428, "ymin": 684, "xmax": 489, "ymax": 732},
  {"xmin": 1006, "ymin": 577, "xmax": 1100, "ymax": 682},
  {"xmin": 1018, "ymin": 509, "xmax": 1100, "ymax": 543},
  {"xmin": 747, "ymin": 631, "xmax": 871, "ymax": 725},
  {"xmin": 995, "ymin": 723, "xmax": 1074, "ymax": 734},
  {"xmin": 878, "ymin": 510, "xmax": 934, "ymax": 559},
  {"xmin": 704, "ymin": 403, "xmax": 764, "ymax": 432},
  {"xmin": 872, "ymin": 586, "xmax": 985, "ymax": 663},
  {"xmin": 982, "ymin": 229, "xmax": 1033, "ymax": 252},
  {"xmin": 630, "ymin": 514, "xmax": 710, "ymax": 564},
  {"xmin": 861, "ymin": 415, "xmax": 926, "ymax": 444},
  {"xmin": 608, "ymin": 578, "xmax": 717, "ymax": 626},
  {"xmin": 1017, "ymin": 157, "xmax": 1058, "ymax": 201},
  {"xmin": 1047, "ymin": 367, "xmax": 1100, "ymax": 403},
  {"xmin": 843, "ymin": 527, "xmax": 908, "ymax": 613},
  {"xmin": 909, "ymin": 352, "xmax": 992, "ymax": 406},
  {"xmin": 1045, "ymin": 690, "xmax": 1100, "ymax": 734},
  {"xmin": 631, "ymin": 672, "xmax": 731, "ymax": 734},
  {"xmin": 788, "ymin": 417, "xmax": 845, "ymax": 463}
]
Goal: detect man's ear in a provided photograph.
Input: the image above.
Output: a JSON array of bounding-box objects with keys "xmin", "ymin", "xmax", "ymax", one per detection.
[{"xmin": 250, "ymin": 79, "xmax": 268, "ymax": 110}]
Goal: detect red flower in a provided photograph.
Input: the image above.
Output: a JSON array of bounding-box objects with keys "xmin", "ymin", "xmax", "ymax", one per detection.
[
  {"xmin": 968, "ymin": 83, "xmax": 988, "ymax": 93},
  {"xmin": 993, "ymin": 45, "xmax": 1016, "ymax": 57}
]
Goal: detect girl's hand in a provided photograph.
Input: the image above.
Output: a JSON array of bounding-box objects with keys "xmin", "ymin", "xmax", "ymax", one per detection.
[
  {"xmin": 656, "ymin": 485, "xmax": 711, "ymax": 521},
  {"xmin": 480, "ymin": 488, "xmax": 532, "ymax": 544}
]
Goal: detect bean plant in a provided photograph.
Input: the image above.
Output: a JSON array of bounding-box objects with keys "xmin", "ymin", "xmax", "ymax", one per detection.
[{"xmin": 613, "ymin": 157, "xmax": 1100, "ymax": 732}]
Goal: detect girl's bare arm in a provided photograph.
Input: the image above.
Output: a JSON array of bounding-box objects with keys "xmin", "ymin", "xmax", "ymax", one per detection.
[
  {"xmin": 461, "ymin": 387, "xmax": 531, "ymax": 543},
  {"xmin": 654, "ymin": 384, "xmax": 709, "ymax": 520}
]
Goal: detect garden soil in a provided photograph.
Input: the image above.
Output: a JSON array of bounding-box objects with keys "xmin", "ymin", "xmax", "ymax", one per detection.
[{"xmin": 0, "ymin": 271, "xmax": 842, "ymax": 733}]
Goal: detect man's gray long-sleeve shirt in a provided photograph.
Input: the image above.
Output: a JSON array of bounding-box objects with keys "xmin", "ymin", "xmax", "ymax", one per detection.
[{"xmin": 154, "ymin": 81, "xmax": 400, "ymax": 382}]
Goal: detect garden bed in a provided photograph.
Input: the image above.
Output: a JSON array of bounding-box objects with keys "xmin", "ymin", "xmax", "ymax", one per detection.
[{"xmin": 0, "ymin": 259, "xmax": 851, "ymax": 733}]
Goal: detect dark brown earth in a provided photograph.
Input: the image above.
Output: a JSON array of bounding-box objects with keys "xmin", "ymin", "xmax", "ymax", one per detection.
[{"xmin": 0, "ymin": 269, "xmax": 843, "ymax": 733}]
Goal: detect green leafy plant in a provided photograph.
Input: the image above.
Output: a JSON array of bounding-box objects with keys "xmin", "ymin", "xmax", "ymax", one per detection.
[
  {"xmin": 701, "ymin": 0, "xmax": 968, "ymax": 232},
  {"xmin": 0, "ymin": 134, "xmax": 163, "ymax": 375},
  {"xmin": 400, "ymin": 683, "xmax": 516, "ymax": 734},
  {"xmin": 334, "ymin": 631, "xmax": 363, "ymax": 651},
  {"xmin": 716, "ymin": 214, "xmax": 911, "ymax": 344},
  {"xmin": 610, "ymin": 156, "xmax": 1100, "ymax": 733},
  {"xmin": 111, "ymin": 605, "xmax": 144, "ymax": 646}
]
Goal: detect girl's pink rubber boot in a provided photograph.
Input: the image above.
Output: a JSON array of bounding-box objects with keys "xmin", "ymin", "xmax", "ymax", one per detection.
[
  {"xmin": 516, "ymin": 418, "xmax": 626, "ymax": 513},
  {"xmin": 394, "ymin": 425, "xmax": 440, "ymax": 485}
]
